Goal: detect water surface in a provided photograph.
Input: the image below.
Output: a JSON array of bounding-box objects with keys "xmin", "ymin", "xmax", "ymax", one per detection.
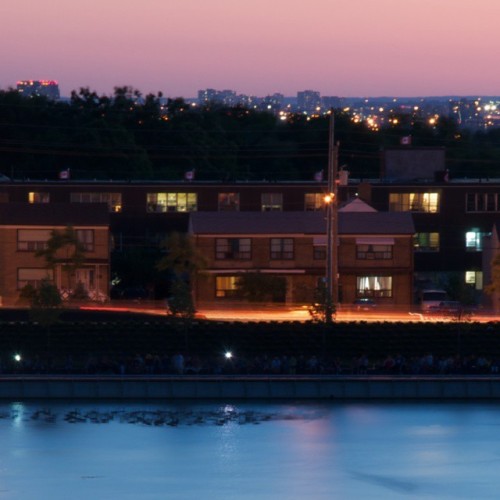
[{"xmin": 0, "ymin": 401, "xmax": 499, "ymax": 499}]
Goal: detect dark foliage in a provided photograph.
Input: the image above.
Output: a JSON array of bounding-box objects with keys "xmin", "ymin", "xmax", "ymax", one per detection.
[{"xmin": 1, "ymin": 88, "xmax": 497, "ymax": 181}]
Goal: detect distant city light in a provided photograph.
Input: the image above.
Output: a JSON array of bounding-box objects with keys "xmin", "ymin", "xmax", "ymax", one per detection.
[
  {"xmin": 13, "ymin": 354, "xmax": 22, "ymax": 362},
  {"xmin": 225, "ymin": 351, "xmax": 233, "ymax": 359}
]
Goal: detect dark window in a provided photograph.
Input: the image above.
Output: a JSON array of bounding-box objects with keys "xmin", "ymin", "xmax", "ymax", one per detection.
[
  {"xmin": 215, "ymin": 238, "xmax": 251, "ymax": 260},
  {"xmin": 270, "ymin": 238, "xmax": 294, "ymax": 259},
  {"xmin": 356, "ymin": 244, "xmax": 392, "ymax": 260}
]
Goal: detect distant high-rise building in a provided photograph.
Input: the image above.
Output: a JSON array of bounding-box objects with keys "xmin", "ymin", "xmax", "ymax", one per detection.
[
  {"xmin": 297, "ymin": 90, "xmax": 321, "ymax": 113},
  {"xmin": 322, "ymin": 96, "xmax": 342, "ymax": 110},
  {"xmin": 197, "ymin": 88, "xmax": 239, "ymax": 107},
  {"xmin": 17, "ymin": 80, "xmax": 60, "ymax": 100},
  {"xmin": 263, "ymin": 93, "xmax": 284, "ymax": 108},
  {"xmin": 198, "ymin": 88, "xmax": 218, "ymax": 104}
]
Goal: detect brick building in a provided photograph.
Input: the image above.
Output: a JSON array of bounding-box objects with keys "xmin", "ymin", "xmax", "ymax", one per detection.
[{"xmin": 0, "ymin": 203, "xmax": 110, "ymax": 306}]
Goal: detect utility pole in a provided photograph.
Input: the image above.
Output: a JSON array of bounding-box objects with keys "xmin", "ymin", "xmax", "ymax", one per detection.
[{"xmin": 325, "ymin": 111, "xmax": 339, "ymax": 322}]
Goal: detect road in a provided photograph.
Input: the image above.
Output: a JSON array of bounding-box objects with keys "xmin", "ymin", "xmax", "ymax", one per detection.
[{"xmin": 80, "ymin": 302, "xmax": 500, "ymax": 323}]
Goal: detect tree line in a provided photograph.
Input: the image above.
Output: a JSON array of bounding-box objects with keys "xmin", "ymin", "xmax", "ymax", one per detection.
[{"xmin": 1, "ymin": 87, "xmax": 500, "ymax": 181}]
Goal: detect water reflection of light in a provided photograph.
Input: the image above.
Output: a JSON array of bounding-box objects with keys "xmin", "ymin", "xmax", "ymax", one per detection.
[
  {"xmin": 11, "ymin": 402, "xmax": 26, "ymax": 429},
  {"xmin": 215, "ymin": 405, "xmax": 239, "ymax": 469},
  {"xmin": 408, "ymin": 425, "xmax": 456, "ymax": 437}
]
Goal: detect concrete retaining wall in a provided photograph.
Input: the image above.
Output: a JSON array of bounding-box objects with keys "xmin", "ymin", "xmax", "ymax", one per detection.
[{"xmin": 2, "ymin": 375, "xmax": 500, "ymax": 399}]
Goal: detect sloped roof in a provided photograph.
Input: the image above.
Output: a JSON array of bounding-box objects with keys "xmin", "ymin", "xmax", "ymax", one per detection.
[
  {"xmin": 338, "ymin": 197, "xmax": 377, "ymax": 213},
  {"xmin": 0, "ymin": 203, "xmax": 110, "ymax": 226},
  {"xmin": 190, "ymin": 211, "xmax": 414, "ymax": 236}
]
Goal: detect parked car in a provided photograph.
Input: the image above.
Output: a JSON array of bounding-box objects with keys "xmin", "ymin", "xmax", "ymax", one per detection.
[
  {"xmin": 353, "ymin": 298, "xmax": 377, "ymax": 311},
  {"xmin": 428, "ymin": 301, "xmax": 475, "ymax": 317}
]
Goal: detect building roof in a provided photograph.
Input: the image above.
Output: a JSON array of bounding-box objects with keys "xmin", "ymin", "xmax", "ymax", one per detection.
[
  {"xmin": 338, "ymin": 197, "xmax": 377, "ymax": 212},
  {"xmin": 0, "ymin": 203, "xmax": 110, "ymax": 226},
  {"xmin": 189, "ymin": 211, "xmax": 414, "ymax": 236}
]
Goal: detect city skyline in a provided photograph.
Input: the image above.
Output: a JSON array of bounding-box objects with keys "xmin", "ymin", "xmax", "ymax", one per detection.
[{"xmin": 2, "ymin": 0, "xmax": 500, "ymax": 98}]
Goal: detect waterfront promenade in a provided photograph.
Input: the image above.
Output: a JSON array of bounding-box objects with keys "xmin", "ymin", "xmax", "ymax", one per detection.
[{"xmin": 2, "ymin": 306, "xmax": 500, "ymax": 400}]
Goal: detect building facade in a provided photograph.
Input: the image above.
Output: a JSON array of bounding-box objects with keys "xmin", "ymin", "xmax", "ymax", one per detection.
[
  {"xmin": 16, "ymin": 80, "xmax": 60, "ymax": 100},
  {"xmin": 189, "ymin": 210, "xmax": 414, "ymax": 307},
  {"xmin": 0, "ymin": 203, "xmax": 110, "ymax": 306},
  {"xmin": 0, "ymin": 176, "xmax": 498, "ymax": 305}
]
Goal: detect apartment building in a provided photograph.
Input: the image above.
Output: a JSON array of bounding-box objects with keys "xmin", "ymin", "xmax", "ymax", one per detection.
[
  {"xmin": 0, "ymin": 203, "xmax": 110, "ymax": 306},
  {"xmin": 189, "ymin": 210, "xmax": 414, "ymax": 306}
]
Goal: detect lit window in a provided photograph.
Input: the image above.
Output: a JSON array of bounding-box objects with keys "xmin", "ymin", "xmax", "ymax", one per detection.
[
  {"xmin": 216, "ymin": 238, "xmax": 251, "ymax": 260},
  {"xmin": 389, "ymin": 192, "xmax": 439, "ymax": 213},
  {"xmin": 215, "ymin": 276, "xmax": 240, "ymax": 298},
  {"xmin": 146, "ymin": 193, "xmax": 197, "ymax": 212},
  {"xmin": 71, "ymin": 192, "xmax": 122, "ymax": 212},
  {"xmin": 465, "ymin": 271, "xmax": 483, "ymax": 289},
  {"xmin": 305, "ymin": 193, "xmax": 325, "ymax": 211},
  {"xmin": 28, "ymin": 192, "xmax": 50, "ymax": 204},
  {"xmin": 218, "ymin": 193, "xmax": 240, "ymax": 211},
  {"xmin": 261, "ymin": 193, "xmax": 283, "ymax": 211},
  {"xmin": 17, "ymin": 268, "xmax": 53, "ymax": 289},
  {"xmin": 356, "ymin": 276, "xmax": 393, "ymax": 298},
  {"xmin": 414, "ymin": 233, "xmax": 440, "ymax": 252},
  {"xmin": 270, "ymin": 238, "xmax": 294, "ymax": 259},
  {"xmin": 466, "ymin": 230, "xmax": 489, "ymax": 251}
]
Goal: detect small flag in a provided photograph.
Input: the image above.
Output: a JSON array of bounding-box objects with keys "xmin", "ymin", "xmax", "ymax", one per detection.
[
  {"xmin": 314, "ymin": 170, "xmax": 324, "ymax": 182},
  {"xmin": 400, "ymin": 136, "xmax": 412, "ymax": 146},
  {"xmin": 59, "ymin": 168, "xmax": 70, "ymax": 180},
  {"xmin": 184, "ymin": 169, "xmax": 195, "ymax": 181}
]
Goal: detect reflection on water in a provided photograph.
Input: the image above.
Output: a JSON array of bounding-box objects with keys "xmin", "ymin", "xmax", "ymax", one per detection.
[
  {"xmin": 0, "ymin": 405, "xmax": 311, "ymax": 427},
  {"xmin": 1, "ymin": 401, "xmax": 500, "ymax": 499}
]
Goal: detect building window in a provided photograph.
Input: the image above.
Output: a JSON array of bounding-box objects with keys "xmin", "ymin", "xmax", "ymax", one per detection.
[
  {"xmin": 466, "ymin": 192, "xmax": 499, "ymax": 212},
  {"xmin": 76, "ymin": 229, "xmax": 94, "ymax": 252},
  {"xmin": 313, "ymin": 246, "xmax": 326, "ymax": 260},
  {"xmin": 356, "ymin": 276, "xmax": 393, "ymax": 298},
  {"xmin": 261, "ymin": 193, "xmax": 283, "ymax": 211},
  {"xmin": 17, "ymin": 268, "xmax": 53, "ymax": 289},
  {"xmin": 356, "ymin": 244, "xmax": 393, "ymax": 260},
  {"xmin": 215, "ymin": 276, "xmax": 240, "ymax": 298},
  {"xmin": 389, "ymin": 192, "xmax": 439, "ymax": 213},
  {"xmin": 215, "ymin": 238, "xmax": 251, "ymax": 260},
  {"xmin": 70, "ymin": 192, "xmax": 122, "ymax": 212},
  {"xmin": 270, "ymin": 238, "xmax": 294, "ymax": 259},
  {"xmin": 146, "ymin": 192, "xmax": 197, "ymax": 212},
  {"xmin": 218, "ymin": 193, "xmax": 240, "ymax": 211},
  {"xmin": 17, "ymin": 229, "xmax": 52, "ymax": 251},
  {"xmin": 305, "ymin": 193, "xmax": 325, "ymax": 211},
  {"xmin": 465, "ymin": 230, "xmax": 489, "ymax": 252},
  {"xmin": 465, "ymin": 270, "xmax": 483, "ymax": 290},
  {"xmin": 414, "ymin": 232, "xmax": 440, "ymax": 252},
  {"xmin": 28, "ymin": 192, "xmax": 50, "ymax": 204}
]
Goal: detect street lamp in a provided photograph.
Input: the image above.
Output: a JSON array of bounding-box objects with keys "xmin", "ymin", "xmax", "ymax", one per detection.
[{"xmin": 324, "ymin": 111, "xmax": 339, "ymax": 323}]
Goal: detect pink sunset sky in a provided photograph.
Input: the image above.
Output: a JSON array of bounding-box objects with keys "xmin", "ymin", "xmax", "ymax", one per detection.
[{"xmin": 1, "ymin": 0, "xmax": 499, "ymax": 98}]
